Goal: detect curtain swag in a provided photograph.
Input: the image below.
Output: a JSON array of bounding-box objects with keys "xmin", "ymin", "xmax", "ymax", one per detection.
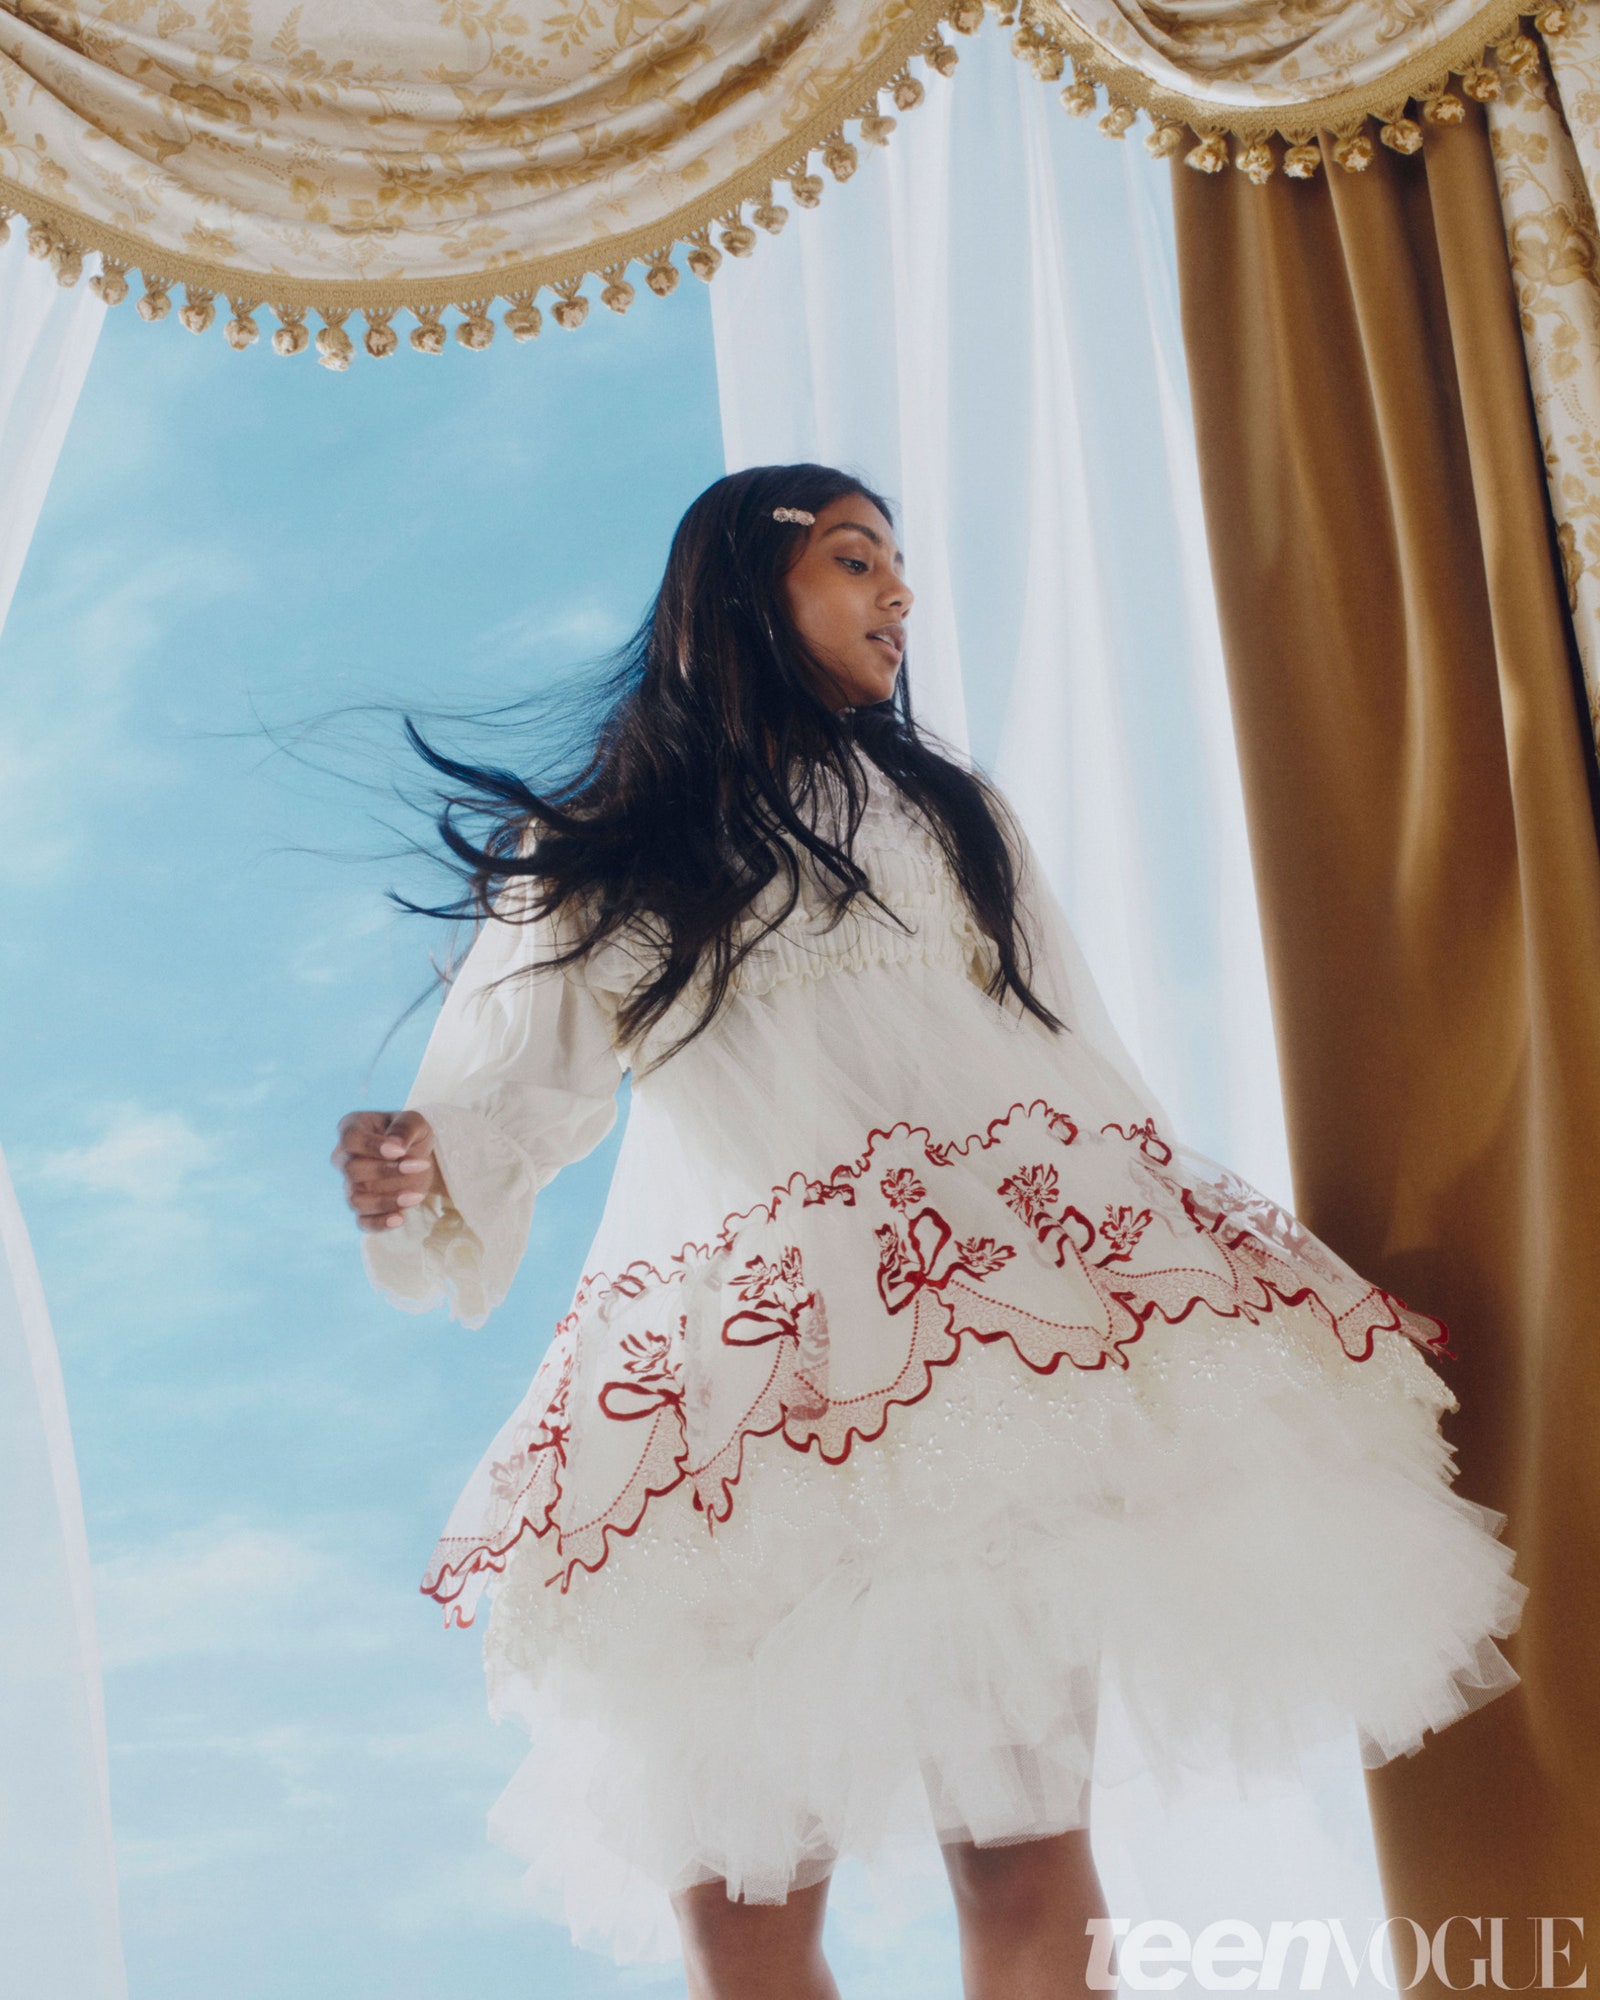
[{"xmin": 0, "ymin": 0, "xmax": 1571, "ymax": 364}]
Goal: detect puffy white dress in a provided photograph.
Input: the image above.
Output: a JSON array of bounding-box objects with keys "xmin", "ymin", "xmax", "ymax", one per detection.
[{"xmin": 365, "ymin": 766, "xmax": 1526, "ymax": 1961}]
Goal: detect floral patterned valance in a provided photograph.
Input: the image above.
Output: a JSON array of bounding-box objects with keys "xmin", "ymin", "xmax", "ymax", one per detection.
[{"xmin": 0, "ymin": 0, "xmax": 1561, "ymax": 360}]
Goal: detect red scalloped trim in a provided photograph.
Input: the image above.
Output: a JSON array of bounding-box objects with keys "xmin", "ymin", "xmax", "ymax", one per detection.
[{"xmin": 423, "ymin": 1100, "xmax": 1451, "ymax": 1617}]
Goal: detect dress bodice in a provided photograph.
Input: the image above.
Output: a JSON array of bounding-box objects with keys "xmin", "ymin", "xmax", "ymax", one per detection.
[{"xmin": 576, "ymin": 765, "xmax": 1001, "ymax": 1069}]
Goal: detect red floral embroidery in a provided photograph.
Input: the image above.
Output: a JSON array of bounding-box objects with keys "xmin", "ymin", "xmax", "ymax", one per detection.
[
  {"xmin": 1100, "ymin": 1117, "xmax": 1172, "ymax": 1165},
  {"xmin": 725, "ymin": 1248, "xmax": 812, "ymax": 1342},
  {"xmin": 874, "ymin": 1204, "xmax": 1018, "ymax": 1316},
  {"xmin": 716, "ymin": 1249, "xmax": 829, "ymax": 1420},
  {"xmin": 996, "ymin": 1161, "xmax": 1061, "ymax": 1228},
  {"xmin": 421, "ymin": 1100, "xmax": 1452, "ymax": 1618},
  {"xmin": 880, "ymin": 1167, "xmax": 926, "ymax": 1211},
  {"xmin": 955, "ymin": 1236, "xmax": 1014, "ymax": 1280},
  {"xmin": 1100, "ymin": 1205, "xmax": 1153, "ymax": 1262},
  {"xmin": 924, "ymin": 1103, "xmax": 1078, "ymax": 1166},
  {"xmin": 598, "ymin": 1323, "xmax": 686, "ymax": 1423}
]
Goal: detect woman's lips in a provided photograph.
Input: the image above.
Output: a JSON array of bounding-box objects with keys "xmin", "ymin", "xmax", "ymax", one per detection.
[{"xmin": 867, "ymin": 625, "xmax": 905, "ymax": 660}]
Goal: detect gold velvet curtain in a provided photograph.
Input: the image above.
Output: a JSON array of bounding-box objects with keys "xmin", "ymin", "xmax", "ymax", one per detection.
[{"xmin": 1173, "ymin": 109, "xmax": 1600, "ymax": 1962}]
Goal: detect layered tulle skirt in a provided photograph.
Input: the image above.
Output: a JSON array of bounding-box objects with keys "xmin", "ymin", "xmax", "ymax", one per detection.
[{"xmin": 417, "ymin": 942, "xmax": 1526, "ymax": 1962}]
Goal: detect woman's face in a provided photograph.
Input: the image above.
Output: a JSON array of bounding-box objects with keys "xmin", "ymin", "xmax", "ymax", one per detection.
[{"xmin": 778, "ymin": 494, "xmax": 914, "ymax": 711}]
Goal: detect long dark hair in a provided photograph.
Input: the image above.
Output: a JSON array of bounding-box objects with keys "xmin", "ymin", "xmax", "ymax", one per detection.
[{"xmin": 404, "ymin": 463, "xmax": 1062, "ymax": 1058}]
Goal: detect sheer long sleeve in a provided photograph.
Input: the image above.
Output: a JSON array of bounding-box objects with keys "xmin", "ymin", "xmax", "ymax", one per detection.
[{"xmin": 362, "ymin": 885, "xmax": 625, "ymax": 1330}]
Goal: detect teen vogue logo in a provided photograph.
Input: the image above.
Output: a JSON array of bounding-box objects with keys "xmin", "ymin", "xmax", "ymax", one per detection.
[{"xmin": 1083, "ymin": 1917, "xmax": 1587, "ymax": 1991}]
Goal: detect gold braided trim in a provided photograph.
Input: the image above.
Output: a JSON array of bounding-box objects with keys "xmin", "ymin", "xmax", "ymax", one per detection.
[
  {"xmin": 1023, "ymin": 0, "xmax": 1544, "ymax": 145},
  {"xmin": 1012, "ymin": 0, "xmax": 1567, "ymax": 179},
  {"xmin": 0, "ymin": 0, "xmax": 1569, "ymax": 358}
]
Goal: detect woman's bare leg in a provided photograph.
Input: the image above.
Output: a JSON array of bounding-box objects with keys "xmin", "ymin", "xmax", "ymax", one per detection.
[
  {"xmin": 672, "ymin": 1874, "xmax": 840, "ymax": 2000},
  {"xmin": 942, "ymin": 1828, "xmax": 1114, "ymax": 2000}
]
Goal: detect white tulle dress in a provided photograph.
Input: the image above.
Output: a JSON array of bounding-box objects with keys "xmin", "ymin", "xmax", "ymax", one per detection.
[{"xmin": 364, "ymin": 763, "xmax": 1526, "ymax": 1961}]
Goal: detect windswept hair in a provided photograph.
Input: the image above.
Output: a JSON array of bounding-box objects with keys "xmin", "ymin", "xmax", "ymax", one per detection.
[{"xmin": 404, "ymin": 462, "xmax": 1062, "ymax": 1058}]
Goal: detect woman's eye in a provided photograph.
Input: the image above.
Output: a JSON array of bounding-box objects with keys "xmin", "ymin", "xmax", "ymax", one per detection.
[{"xmin": 837, "ymin": 557, "xmax": 868, "ymax": 574}]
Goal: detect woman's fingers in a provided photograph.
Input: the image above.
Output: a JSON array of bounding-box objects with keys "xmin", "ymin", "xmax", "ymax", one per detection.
[
  {"xmin": 357, "ymin": 1210, "xmax": 410, "ymax": 1233},
  {"xmin": 334, "ymin": 1109, "xmax": 438, "ymax": 1222},
  {"xmin": 343, "ymin": 1159, "xmax": 429, "ymax": 1205},
  {"xmin": 334, "ymin": 1111, "xmax": 440, "ymax": 1231},
  {"xmin": 348, "ymin": 1188, "xmax": 428, "ymax": 1215},
  {"xmin": 378, "ymin": 1109, "xmax": 436, "ymax": 1162},
  {"xmin": 331, "ymin": 1110, "xmax": 390, "ymax": 1170}
]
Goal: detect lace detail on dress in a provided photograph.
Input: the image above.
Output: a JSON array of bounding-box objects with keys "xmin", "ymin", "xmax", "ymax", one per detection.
[{"xmin": 577, "ymin": 771, "xmax": 1003, "ymax": 1065}]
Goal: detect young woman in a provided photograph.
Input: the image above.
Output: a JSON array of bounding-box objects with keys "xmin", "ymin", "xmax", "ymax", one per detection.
[{"xmin": 334, "ymin": 464, "xmax": 1526, "ymax": 1998}]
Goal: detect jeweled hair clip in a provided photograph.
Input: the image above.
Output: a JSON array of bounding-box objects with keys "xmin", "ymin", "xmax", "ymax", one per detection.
[{"xmin": 771, "ymin": 507, "xmax": 816, "ymax": 525}]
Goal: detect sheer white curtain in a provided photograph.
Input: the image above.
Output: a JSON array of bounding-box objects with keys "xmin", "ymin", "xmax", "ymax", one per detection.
[
  {"xmin": 711, "ymin": 19, "xmax": 1403, "ymax": 1949},
  {"xmin": 711, "ymin": 23, "xmax": 1289, "ymax": 1203},
  {"xmin": 0, "ymin": 249, "xmax": 124, "ymax": 1999}
]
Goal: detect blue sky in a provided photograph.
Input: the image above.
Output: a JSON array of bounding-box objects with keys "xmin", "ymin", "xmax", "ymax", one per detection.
[{"xmin": 0, "ymin": 279, "xmax": 942, "ymax": 1999}]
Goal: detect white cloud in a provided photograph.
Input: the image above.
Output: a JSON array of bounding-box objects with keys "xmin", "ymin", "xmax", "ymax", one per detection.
[
  {"xmin": 0, "ymin": 539, "xmax": 255, "ymax": 885},
  {"xmin": 114, "ymin": 1825, "xmax": 274, "ymax": 1883},
  {"xmin": 470, "ymin": 596, "xmax": 630, "ymax": 668},
  {"xmin": 93, "ymin": 1520, "xmax": 403, "ymax": 1670},
  {"xmin": 118, "ymin": 1712, "xmax": 514, "ymax": 1782},
  {"xmin": 286, "ymin": 888, "xmax": 402, "ymax": 987},
  {"xmin": 376, "ymin": 1849, "xmax": 548, "ymax": 1938},
  {"xmin": 203, "ymin": 1070, "xmax": 278, "ymax": 1112},
  {"xmin": 36, "ymin": 1104, "xmax": 215, "ymax": 1205},
  {"xmin": 359, "ymin": 1714, "xmax": 517, "ymax": 1770}
]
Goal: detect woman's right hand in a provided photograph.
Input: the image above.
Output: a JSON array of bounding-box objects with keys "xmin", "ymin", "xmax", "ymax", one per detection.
[{"xmin": 332, "ymin": 1110, "xmax": 442, "ymax": 1232}]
